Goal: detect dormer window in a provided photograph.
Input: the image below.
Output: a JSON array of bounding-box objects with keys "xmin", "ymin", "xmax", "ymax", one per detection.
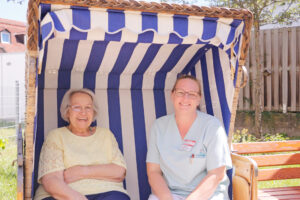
[
  {"xmin": 1, "ymin": 30, "xmax": 11, "ymax": 44},
  {"xmin": 15, "ymin": 34, "xmax": 25, "ymax": 44}
]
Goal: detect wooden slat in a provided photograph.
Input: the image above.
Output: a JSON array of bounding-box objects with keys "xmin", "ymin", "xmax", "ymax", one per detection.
[
  {"xmin": 233, "ymin": 141, "xmax": 300, "ymax": 154},
  {"xmin": 260, "ymin": 30, "xmax": 265, "ymax": 109},
  {"xmin": 258, "ymin": 187, "xmax": 300, "ymax": 200},
  {"xmin": 290, "ymin": 27, "xmax": 297, "ymax": 111},
  {"xmin": 272, "ymin": 29, "xmax": 279, "ymax": 111},
  {"xmin": 261, "ymin": 186, "xmax": 300, "ymax": 192},
  {"xmin": 259, "ymin": 190, "xmax": 300, "ymax": 196},
  {"xmin": 259, "ymin": 193, "xmax": 300, "ymax": 200},
  {"xmin": 245, "ymin": 51, "xmax": 250, "ymax": 110},
  {"xmin": 238, "ymin": 75, "xmax": 244, "ymax": 109},
  {"xmin": 249, "ymin": 153, "xmax": 300, "ymax": 167},
  {"xmin": 259, "ymin": 195, "xmax": 300, "ymax": 200},
  {"xmin": 266, "ymin": 29, "xmax": 272, "ymax": 111},
  {"xmin": 282, "ymin": 28, "xmax": 288, "ymax": 113},
  {"xmin": 258, "ymin": 167, "xmax": 300, "ymax": 181},
  {"xmin": 298, "ymin": 27, "xmax": 300, "ymax": 112}
]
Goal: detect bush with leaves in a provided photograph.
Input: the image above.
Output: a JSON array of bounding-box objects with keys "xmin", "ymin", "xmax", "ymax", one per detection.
[
  {"xmin": 260, "ymin": 133, "xmax": 290, "ymax": 142},
  {"xmin": 0, "ymin": 138, "xmax": 6, "ymax": 150},
  {"xmin": 233, "ymin": 129, "xmax": 257, "ymax": 143},
  {"xmin": 233, "ymin": 129, "xmax": 290, "ymax": 143}
]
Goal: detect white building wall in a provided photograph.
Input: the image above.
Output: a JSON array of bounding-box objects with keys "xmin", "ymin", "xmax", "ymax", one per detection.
[{"xmin": 0, "ymin": 52, "xmax": 25, "ymax": 122}]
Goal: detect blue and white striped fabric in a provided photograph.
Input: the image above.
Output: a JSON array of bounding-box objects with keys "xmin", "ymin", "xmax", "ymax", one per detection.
[{"xmin": 33, "ymin": 3, "xmax": 246, "ymax": 200}]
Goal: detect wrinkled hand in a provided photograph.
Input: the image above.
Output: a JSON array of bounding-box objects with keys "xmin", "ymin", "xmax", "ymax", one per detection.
[{"xmin": 63, "ymin": 165, "xmax": 85, "ymax": 184}]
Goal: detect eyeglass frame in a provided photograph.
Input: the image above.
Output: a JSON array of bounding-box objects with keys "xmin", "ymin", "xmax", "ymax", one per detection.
[
  {"xmin": 173, "ymin": 89, "xmax": 200, "ymax": 99},
  {"xmin": 68, "ymin": 105, "xmax": 94, "ymax": 113}
]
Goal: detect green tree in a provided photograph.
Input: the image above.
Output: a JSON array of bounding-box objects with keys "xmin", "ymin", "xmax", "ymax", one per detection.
[{"xmin": 209, "ymin": 0, "xmax": 299, "ymax": 137}]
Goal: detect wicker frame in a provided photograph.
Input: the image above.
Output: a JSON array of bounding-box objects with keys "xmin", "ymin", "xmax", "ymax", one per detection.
[{"xmin": 25, "ymin": 0, "xmax": 253, "ymax": 199}]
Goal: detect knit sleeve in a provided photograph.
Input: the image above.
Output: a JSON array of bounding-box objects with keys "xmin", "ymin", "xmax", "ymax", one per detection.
[
  {"xmin": 37, "ymin": 130, "xmax": 65, "ymax": 183},
  {"xmin": 109, "ymin": 132, "xmax": 127, "ymax": 169}
]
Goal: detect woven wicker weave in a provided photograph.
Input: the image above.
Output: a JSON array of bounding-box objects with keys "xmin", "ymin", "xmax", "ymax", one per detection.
[{"xmin": 25, "ymin": 1, "xmax": 253, "ymax": 199}]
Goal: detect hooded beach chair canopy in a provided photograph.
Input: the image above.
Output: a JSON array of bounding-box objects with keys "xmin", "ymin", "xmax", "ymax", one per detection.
[{"xmin": 27, "ymin": 1, "xmax": 252, "ymax": 200}]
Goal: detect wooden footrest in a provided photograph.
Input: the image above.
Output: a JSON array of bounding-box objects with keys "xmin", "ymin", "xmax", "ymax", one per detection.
[{"xmin": 258, "ymin": 186, "xmax": 300, "ymax": 200}]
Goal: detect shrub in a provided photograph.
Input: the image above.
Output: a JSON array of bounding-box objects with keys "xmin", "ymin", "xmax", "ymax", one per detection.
[
  {"xmin": 233, "ymin": 128, "xmax": 257, "ymax": 143},
  {"xmin": 259, "ymin": 133, "xmax": 290, "ymax": 142},
  {"xmin": 0, "ymin": 138, "xmax": 6, "ymax": 150},
  {"xmin": 233, "ymin": 129, "xmax": 290, "ymax": 143}
]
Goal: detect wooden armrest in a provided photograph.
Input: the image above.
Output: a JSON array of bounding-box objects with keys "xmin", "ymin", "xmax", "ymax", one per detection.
[{"xmin": 231, "ymin": 153, "xmax": 258, "ymax": 200}]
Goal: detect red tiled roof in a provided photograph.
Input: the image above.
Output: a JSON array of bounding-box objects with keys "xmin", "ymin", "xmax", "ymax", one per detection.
[
  {"xmin": 0, "ymin": 18, "xmax": 26, "ymax": 28},
  {"xmin": 0, "ymin": 18, "xmax": 26, "ymax": 53}
]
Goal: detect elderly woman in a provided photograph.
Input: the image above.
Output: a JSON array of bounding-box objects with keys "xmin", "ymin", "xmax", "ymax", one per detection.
[
  {"xmin": 34, "ymin": 88, "xmax": 130, "ymax": 200},
  {"xmin": 146, "ymin": 75, "xmax": 232, "ymax": 200}
]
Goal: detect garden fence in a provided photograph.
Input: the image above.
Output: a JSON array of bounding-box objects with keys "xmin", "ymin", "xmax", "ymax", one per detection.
[{"xmin": 238, "ymin": 26, "xmax": 300, "ymax": 113}]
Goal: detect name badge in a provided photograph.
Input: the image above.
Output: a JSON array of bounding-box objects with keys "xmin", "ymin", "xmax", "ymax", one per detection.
[{"xmin": 179, "ymin": 139, "xmax": 196, "ymax": 152}]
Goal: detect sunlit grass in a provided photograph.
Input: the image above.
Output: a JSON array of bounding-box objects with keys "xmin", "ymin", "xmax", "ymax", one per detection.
[
  {"xmin": 259, "ymin": 179, "xmax": 300, "ymax": 189},
  {"xmin": 0, "ymin": 128, "xmax": 17, "ymax": 200}
]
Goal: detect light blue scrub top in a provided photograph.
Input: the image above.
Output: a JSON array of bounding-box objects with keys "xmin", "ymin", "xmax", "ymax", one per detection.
[{"xmin": 146, "ymin": 111, "xmax": 232, "ymax": 199}]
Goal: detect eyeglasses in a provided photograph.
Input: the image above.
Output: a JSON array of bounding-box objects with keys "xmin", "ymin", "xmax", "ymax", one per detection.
[
  {"xmin": 174, "ymin": 89, "xmax": 199, "ymax": 99},
  {"xmin": 69, "ymin": 105, "xmax": 94, "ymax": 113}
]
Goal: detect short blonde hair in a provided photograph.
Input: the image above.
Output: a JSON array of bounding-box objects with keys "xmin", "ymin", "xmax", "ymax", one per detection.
[{"xmin": 60, "ymin": 88, "xmax": 99, "ymax": 123}]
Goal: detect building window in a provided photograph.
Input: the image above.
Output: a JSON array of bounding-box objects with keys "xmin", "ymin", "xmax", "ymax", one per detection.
[
  {"xmin": 1, "ymin": 31, "xmax": 11, "ymax": 44},
  {"xmin": 15, "ymin": 34, "xmax": 25, "ymax": 44}
]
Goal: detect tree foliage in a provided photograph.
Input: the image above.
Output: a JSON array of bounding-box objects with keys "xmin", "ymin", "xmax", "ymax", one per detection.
[{"xmin": 209, "ymin": 0, "xmax": 299, "ymax": 26}]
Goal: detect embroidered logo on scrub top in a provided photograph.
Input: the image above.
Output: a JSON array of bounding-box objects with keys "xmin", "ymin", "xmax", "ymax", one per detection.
[
  {"xmin": 179, "ymin": 139, "xmax": 196, "ymax": 152},
  {"xmin": 190, "ymin": 147, "xmax": 206, "ymax": 164},
  {"xmin": 194, "ymin": 148, "xmax": 206, "ymax": 158}
]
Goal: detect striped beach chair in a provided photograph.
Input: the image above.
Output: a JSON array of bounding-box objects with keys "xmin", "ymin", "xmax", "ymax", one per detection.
[{"xmin": 22, "ymin": 0, "xmax": 255, "ymax": 199}]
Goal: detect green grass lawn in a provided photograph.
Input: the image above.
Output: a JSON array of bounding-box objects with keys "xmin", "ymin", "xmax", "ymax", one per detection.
[
  {"xmin": 0, "ymin": 128, "xmax": 17, "ymax": 200},
  {"xmin": 259, "ymin": 179, "xmax": 300, "ymax": 189}
]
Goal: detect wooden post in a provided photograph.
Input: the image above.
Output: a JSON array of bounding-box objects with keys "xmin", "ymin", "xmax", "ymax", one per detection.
[
  {"xmin": 282, "ymin": 28, "xmax": 288, "ymax": 113},
  {"xmin": 17, "ymin": 123, "xmax": 24, "ymax": 200},
  {"xmin": 24, "ymin": 55, "xmax": 37, "ymax": 200}
]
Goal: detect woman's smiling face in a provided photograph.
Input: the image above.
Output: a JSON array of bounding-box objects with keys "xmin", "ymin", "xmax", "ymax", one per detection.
[
  {"xmin": 67, "ymin": 92, "xmax": 94, "ymax": 133},
  {"xmin": 171, "ymin": 78, "xmax": 201, "ymax": 114}
]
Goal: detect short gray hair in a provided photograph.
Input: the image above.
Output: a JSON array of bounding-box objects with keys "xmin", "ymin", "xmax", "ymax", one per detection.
[{"xmin": 60, "ymin": 88, "xmax": 99, "ymax": 123}]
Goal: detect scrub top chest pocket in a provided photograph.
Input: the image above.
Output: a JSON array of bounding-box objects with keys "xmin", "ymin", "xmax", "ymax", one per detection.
[
  {"xmin": 188, "ymin": 142, "xmax": 207, "ymax": 172},
  {"xmin": 179, "ymin": 139, "xmax": 207, "ymax": 170}
]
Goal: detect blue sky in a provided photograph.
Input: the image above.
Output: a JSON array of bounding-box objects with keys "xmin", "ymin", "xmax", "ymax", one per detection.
[{"xmin": 0, "ymin": 0, "xmax": 28, "ymax": 22}]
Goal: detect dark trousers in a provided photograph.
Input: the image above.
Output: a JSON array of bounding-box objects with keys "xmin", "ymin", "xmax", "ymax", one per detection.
[{"xmin": 42, "ymin": 191, "xmax": 130, "ymax": 200}]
